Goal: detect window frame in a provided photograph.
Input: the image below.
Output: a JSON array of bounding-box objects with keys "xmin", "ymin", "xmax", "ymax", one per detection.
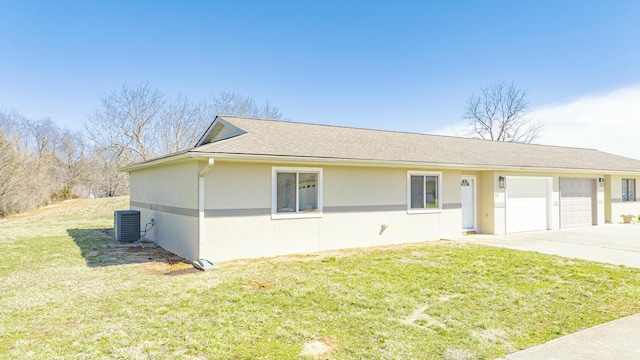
[
  {"xmin": 271, "ymin": 166, "xmax": 323, "ymax": 219},
  {"xmin": 407, "ymin": 171, "xmax": 443, "ymax": 213},
  {"xmin": 622, "ymin": 178, "xmax": 636, "ymax": 202}
]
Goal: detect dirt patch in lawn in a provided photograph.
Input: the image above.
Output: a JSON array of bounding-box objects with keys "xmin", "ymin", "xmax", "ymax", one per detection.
[
  {"xmin": 116, "ymin": 245, "xmax": 193, "ymax": 275},
  {"xmin": 301, "ymin": 337, "xmax": 337, "ymax": 358},
  {"xmin": 246, "ymin": 280, "xmax": 277, "ymax": 291},
  {"xmin": 71, "ymin": 228, "xmax": 194, "ymax": 274}
]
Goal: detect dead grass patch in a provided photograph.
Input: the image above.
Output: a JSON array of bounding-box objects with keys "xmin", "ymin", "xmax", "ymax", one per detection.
[
  {"xmin": 400, "ymin": 304, "xmax": 448, "ymax": 330},
  {"xmin": 399, "ymin": 258, "xmax": 443, "ymax": 267},
  {"xmin": 247, "ymin": 280, "xmax": 277, "ymax": 291},
  {"xmin": 443, "ymin": 347, "xmax": 475, "ymax": 360},
  {"xmin": 135, "ymin": 257, "xmax": 193, "ymax": 275},
  {"xmin": 301, "ymin": 337, "xmax": 337, "ymax": 358},
  {"xmin": 438, "ymin": 293, "xmax": 463, "ymax": 302},
  {"xmin": 472, "ymin": 328, "xmax": 517, "ymax": 353}
]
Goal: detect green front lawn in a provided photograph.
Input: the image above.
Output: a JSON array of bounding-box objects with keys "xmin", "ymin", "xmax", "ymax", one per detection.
[{"xmin": 1, "ymin": 197, "xmax": 639, "ymax": 359}]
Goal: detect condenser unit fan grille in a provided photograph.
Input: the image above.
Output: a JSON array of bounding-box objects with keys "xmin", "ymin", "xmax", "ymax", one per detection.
[{"xmin": 114, "ymin": 210, "xmax": 140, "ymax": 243}]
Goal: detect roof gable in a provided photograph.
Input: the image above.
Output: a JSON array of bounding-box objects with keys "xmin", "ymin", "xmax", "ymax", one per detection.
[{"xmin": 195, "ymin": 117, "xmax": 246, "ymax": 146}]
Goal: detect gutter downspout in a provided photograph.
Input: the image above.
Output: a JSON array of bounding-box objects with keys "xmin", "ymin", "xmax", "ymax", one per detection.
[{"xmin": 198, "ymin": 158, "xmax": 215, "ymax": 260}]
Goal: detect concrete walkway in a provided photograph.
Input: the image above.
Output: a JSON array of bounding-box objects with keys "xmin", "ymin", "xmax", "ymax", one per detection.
[
  {"xmin": 456, "ymin": 223, "xmax": 640, "ymax": 268},
  {"xmin": 498, "ymin": 313, "xmax": 640, "ymax": 360},
  {"xmin": 454, "ymin": 224, "xmax": 640, "ymax": 359}
]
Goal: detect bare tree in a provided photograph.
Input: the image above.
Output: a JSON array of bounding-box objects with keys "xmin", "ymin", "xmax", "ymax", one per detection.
[
  {"xmin": 55, "ymin": 130, "xmax": 91, "ymax": 197},
  {"xmin": 81, "ymin": 86, "xmax": 287, "ymax": 197},
  {"xmin": 84, "ymin": 84, "xmax": 165, "ymax": 163},
  {"xmin": 210, "ymin": 91, "xmax": 285, "ymax": 120},
  {"xmin": 157, "ymin": 91, "xmax": 287, "ymax": 153},
  {"xmin": 25, "ymin": 118, "xmax": 59, "ymax": 158},
  {"xmin": 463, "ymin": 82, "xmax": 543, "ymax": 143},
  {"xmin": 157, "ymin": 94, "xmax": 209, "ymax": 154},
  {"xmin": 85, "ymin": 86, "xmax": 286, "ymax": 161},
  {"xmin": 0, "ymin": 130, "xmax": 21, "ymax": 216},
  {"xmin": 88, "ymin": 149, "xmax": 129, "ymax": 198}
]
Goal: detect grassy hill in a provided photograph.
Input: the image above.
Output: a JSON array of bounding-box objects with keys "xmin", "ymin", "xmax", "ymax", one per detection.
[{"xmin": 1, "ymin": 197, "xmax": 639, "ymax": 359}]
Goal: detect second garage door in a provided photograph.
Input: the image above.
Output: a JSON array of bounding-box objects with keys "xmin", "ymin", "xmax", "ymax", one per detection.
[
  {"xmin": 560, "ymin": 178, "xmax": 595, "ymax": 228},
  {"xmin": 506, "ymin": 177, "xmax": 551, "ymax": 233}
]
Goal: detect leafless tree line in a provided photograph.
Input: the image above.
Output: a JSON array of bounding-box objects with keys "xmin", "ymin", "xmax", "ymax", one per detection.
[
  {"xmin": 84, "ymin": 84, "xmax": 285, "ymax": 163},
  {"xmin": 3, "ymin": 82, "xmax": 539, "ymax": 217},
  {"xmin": 0, "ymin": 85, "xmax": 285, "ymax": 216},
  {"xmin": 0, "ymin": 110, "xmax": 94, "ymax": 216}
]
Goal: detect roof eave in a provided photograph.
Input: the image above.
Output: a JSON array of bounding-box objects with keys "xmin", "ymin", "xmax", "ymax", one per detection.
[
  {"xmin": 120, "ymin": 153, "xmax": 192, "ymax": 172},
  {"xmin": 185, "ymin": 152, "xmax": 640, "ymax": 174}
]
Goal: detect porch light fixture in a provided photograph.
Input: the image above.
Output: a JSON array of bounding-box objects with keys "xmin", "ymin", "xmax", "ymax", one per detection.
[
  {"xmin": 499, "ymin": 176, "xmax": 506, "ymax": 189},
  {"xmin": 598, "ymin": 177, "xmax": 605, "ymax": 187}
]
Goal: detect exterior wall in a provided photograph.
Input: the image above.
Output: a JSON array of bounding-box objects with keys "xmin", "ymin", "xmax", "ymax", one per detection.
[
  {"xmin": 129, "ymin": 161, "xmax": 199, "ymax": 260},
  {"xmin": 477, "ymin": 171, "xmax": 495, "ymax": 234},
  {"xmin": 604, "ymin": 175, "xmax": 612, "ymax": 223},
  {"xmin": 491, "ymin": 171, "xmax": 605, "ymax": 233},
  {"xmin": 126, "ymin": 157, "xmax": 622, "ymax": 262},
  {"xmin": 200, "ymin": 161, "xmax": 462, "ymax": 262},
  {"xmin": 609, "ymin": 175, "xmax": 640, "ymax": 223}
]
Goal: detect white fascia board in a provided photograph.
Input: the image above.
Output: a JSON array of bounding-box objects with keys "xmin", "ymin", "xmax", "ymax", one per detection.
[
  {"xmin": 185, "ymin": 152, "xmax": 640, "ymax": 174},
  {"xmin": 119, "ymin": 153, "xmax": 192, "ymax": 172},
  {"xmin": 121, "ymin": 151, "xmax": 640, "ymax": 175}
]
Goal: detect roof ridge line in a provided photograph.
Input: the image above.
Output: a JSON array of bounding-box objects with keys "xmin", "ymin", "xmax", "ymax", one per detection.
[{"xmin": 218, "ymin": 115, "xmax": 599, "ymax": 152}]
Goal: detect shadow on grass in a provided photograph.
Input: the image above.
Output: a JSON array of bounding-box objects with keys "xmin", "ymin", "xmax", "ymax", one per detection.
[{"xmin": 66, "ymin": 228, "xmax": 193, "ymax": 273}]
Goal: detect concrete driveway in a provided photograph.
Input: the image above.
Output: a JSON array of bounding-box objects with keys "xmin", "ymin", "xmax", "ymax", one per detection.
[{"xmin": 455, "ymin": 224, "xmax": 640, "ymax": 268}]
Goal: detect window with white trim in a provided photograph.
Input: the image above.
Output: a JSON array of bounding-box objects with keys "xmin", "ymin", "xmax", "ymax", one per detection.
[
  {"xmin": 622, "ymin": 179, "xmax": 636, "ymax": 201},
  {"xmin": 272, "ymin": 167, "xmax": 323, "ymax": 218},
  {"xmin": 407, "ymin": 171, "xmax": 442, "ymax": 212}
]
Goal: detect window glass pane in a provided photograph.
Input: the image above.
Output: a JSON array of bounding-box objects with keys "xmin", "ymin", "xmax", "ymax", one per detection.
[
  {"xmin": 298, "ymin": 173, "xmax": 318, "ymax": 212},
  {"xmin": 425, "ymin": 176, "xmax": 438, "ymax": 208},
  {"xmin": 630, "ymin": 179, "xmax": 636, "ymax": 201},
  {"xmin": 276, "ymin": 172, "xmax": 296, "ymax": 212},
  {"xmin": 410, "ymin": 175, "xmax": 424, "ymax": 208},
  {"xmin": 622, "ymin": 179, "xmax": 628, "ymax": 201}
]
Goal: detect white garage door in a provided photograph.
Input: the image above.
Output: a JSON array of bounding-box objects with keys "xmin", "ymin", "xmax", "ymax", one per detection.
[
  {"xmin": 560, "ymin": 178, "xmax": 595, "ymax": 228},
  {"xmin": 506, "ymin": 177, "xmax": 550, "ymax": 233}
]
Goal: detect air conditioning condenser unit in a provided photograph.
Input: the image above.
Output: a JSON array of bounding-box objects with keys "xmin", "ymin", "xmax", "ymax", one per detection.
[{"xmin": 114, "ymin": 210, "xmax": 140, "ymax": 243}]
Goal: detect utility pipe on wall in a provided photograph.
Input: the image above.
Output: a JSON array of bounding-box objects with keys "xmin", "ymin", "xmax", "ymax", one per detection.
[{"xmin": 198, "ymin": 158, "xmax": 215, "ymax": 259}]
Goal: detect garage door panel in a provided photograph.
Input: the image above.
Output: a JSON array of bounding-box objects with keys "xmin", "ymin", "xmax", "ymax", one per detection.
[
  {"xmin": 560, "ymin": 179, "xmax": 594, "ymax": 228},
  {"xmin": 506, "ymin": 177, "xmax": 550, "ymax": 233}
]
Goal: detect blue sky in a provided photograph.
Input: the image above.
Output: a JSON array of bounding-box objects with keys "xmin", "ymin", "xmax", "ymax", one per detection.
[{"xmin": 1, "ymin": 0, "xmax": 639, "ymax": 153}]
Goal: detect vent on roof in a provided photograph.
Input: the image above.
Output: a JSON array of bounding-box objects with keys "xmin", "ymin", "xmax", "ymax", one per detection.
[{"xmin": 114, "ymin": 210, "xmax": 141, "ymax": 243}]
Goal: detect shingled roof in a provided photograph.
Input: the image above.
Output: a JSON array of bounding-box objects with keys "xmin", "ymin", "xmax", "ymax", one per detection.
[
  {"xmin": 183, "ymin": 116, "xmax": 640, "ymax": 173},
  {"xmin": 122, "ymin": 116, "xmax": 640, "ymax": 174}
]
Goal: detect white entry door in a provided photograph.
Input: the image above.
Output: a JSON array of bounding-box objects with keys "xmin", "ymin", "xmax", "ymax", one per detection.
[{"xmin": 461, "ymin": 176, "xmax": 476, "ymax": 232}]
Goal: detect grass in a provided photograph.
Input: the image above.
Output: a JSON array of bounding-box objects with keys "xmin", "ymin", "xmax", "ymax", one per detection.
[{"xmin": 1, "ymin": 198, "xmax": 640, "ymax": 359}]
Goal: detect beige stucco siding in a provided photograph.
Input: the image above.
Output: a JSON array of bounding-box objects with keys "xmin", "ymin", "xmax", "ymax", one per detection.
[
  {"xmin": 609, "ymin": 175, "xmax": 640, "ymax": 222},
  {"xmin": 324, "ymin": 166, "xmax": 406, "ymax": 207},
  {"xmin": 477, "ymin": 171, "xmax": 495, "ymax": 234},
  {"xmin": 126, "ymin": 156, "xmax": 624, "ymax": 263},
  {"xmin": 130, "ymin": 161, "xmax": 199, "ymax": 209},
  {"xmin": 204, "ymin": 162, "xmax": 271, "ymax": 211},
  {"xmin": 129, "ymin": 161, "xmax": 199, "ymax": 260},
  {"xmin": 200, "ymin": 161, "xmax": 462, "ymax": 262}
]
